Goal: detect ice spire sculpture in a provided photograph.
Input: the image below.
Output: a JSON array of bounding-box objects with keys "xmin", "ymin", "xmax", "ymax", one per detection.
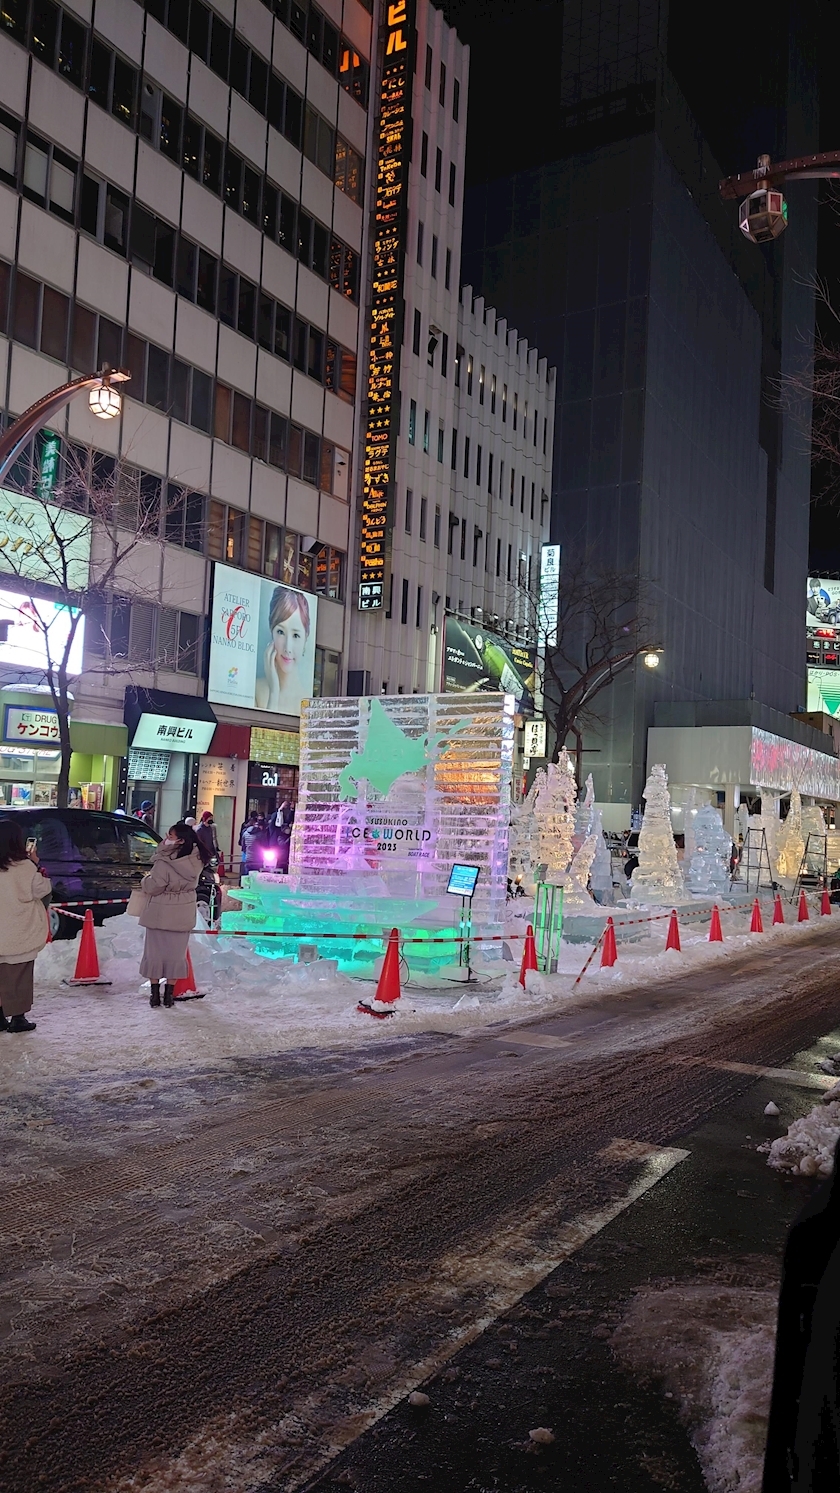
[
  {"xmin": 775, "ymin": 788, "xmax": 805, "ymax": 879},
  {"xmin": 534, "ymin": 750, "xmax": 577, "ymax": 882},
  {"xmin": 686, "ymin": 802, "xmax": 732, "ymax": 896},
  {"xmin": 630, "ymin": 763, "xmax": 685, "ymax": 902},
  {"xmin": 508, "ymin": 770, "xmax": 543, "ymax": 890},
  {"xmin": 588, "ymin": 808, "xmax": 614, "ymax": 903},
  {"xmin": 564, "ymin": 827, "xmax": 598, "ymax": 910},
  {"xmin": 573, "ymin": 772, "xmax": 595, "ymax": 849}
]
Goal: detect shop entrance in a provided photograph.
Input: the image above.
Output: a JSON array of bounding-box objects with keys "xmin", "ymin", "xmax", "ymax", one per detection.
[{"xmin": 247, "ymin": 761, "xmax": 298, "ymax": 820}]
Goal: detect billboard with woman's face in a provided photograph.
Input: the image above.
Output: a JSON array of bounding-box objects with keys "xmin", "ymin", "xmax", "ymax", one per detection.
[{"xmin": 208, "ymin": 563, "xmax": 318, "ymax": 718}]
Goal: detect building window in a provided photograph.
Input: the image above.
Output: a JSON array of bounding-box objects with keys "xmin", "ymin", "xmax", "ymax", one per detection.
[
  {"xmin": 543, "ymin": 416, "xmax": 548, "ymax": 454},
  {"xmin": 447, "ymin": 514, "xmax": 456, "ymax": 556},
  {"xmin": 445, "ymin": 247, "xmax": 452, "ymax": 290},
  {"xmin": 467, "ymin": 355, "xmax": 473, "ymax": 395},
  {"xmin": 416, "ymin": 585, "xmax": 423, "ymax": 627},
  {"xmin": 408, "ymin": 399, "xmax": 417, "ymax": 445},
  {"xmin": 437, "ymin": 425, "xmax": 444, "ymax": 462},
  {"xmin": 455, "ymin": 343, "xmax": 463, "ymax": 386},
  {"xmin": 420, "ymin": 495, "xmax": 427, "ymax": 540},
  {"xmin": 431, "ymin": 234, "xmax": 438, "ymax": 278},
  {"xmin": 449, "ymin": 161, "xmax": 456, "ymax": 205},
  {"xmin": 476, "ymin": 445, "xmax": 482, "ymax": 486},
  {"xmin": 460, "ymin": 518, "xmax": 467, "ymax": 561},
  {"xmin": 417, "ymin": 219, "xmax": 424, "ymax": 265},
  {"xmin": 463, "ymin": 435, "xmax": 470, "ymax": 479},
  {"xmin": 423, "ymin": 409, "xmax": 430, "ymax": 453},
  {"xmin": 405, "ymin": 488, "xmax": 413, "ymax": 533},
  {"xmin": 401, "ymin": 577, "xmax": 409, "ymax": 624},
  {"xmin": 479, "ymin": 364, "xmax": 485, "ymax": 405},
  {"xmin": 425, "ymin": 43, "xmax": 433, "ymax": 88},
  {"xmin": 453, "ymin": 79, "xmax": 460, "ymax": 121},
  {"xmin": 502, "ymin": 383, "xmax": 508, "ymax": 422},
  {"xmin": 434, "ymin": 504, "xmax": 441, "ymax": 548},
  {"xmin": 441, "ymin": 332, "xmax": 448, "ymax": 376},
  {"xmin": 491, "ymin": 373, "xmax": 497, "ymax": 413},
  {"xmin": 421, "ymin": 131, "xmax": 428, "ymax": 176},
  {"xmin": 439, "ymin": 61, "xmax": 446, "ymax": 106},
  {"xmin": 510, "ymin": 468, "xmax": 515, "ymax": 506},
  {"xmin": 413, "ymin": 307, "xmax": 421, "ymax": 355},
  {"xmin": 507, "ymin": 544, "xmax": 512, "ymax": 581},
  {"xmin": 434, "ymin": 147, "xmax": 442, "ymax": 192},
  {"xmin": 451, "ymin": 428, "xmax": 457, "ymax": 470},
  {"xmin": 473, "ymin": 526, "xmax": 481, "ymax": 567},
  {"xmin": 513, "ymin": 391, "xmax": 518, "ymax": 430},
  {"xmin": 496, "ymin": 537, "xmax": 501, "ymax": 577},
  {"xmin": 488, "ymin": 451, "xmax": 494, "ymax": 493}
]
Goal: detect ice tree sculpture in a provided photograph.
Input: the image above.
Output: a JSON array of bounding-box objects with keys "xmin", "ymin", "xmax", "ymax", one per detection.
[
  {"xmin": 588, "ymin": 808, "xmax": 614, "ymax": 904},
  {"xmin": 775, "ymin": 788, "xmax": 805, "ymax": 879},
  {"xmin": 686, "ymin": 803, "xmax": 732, "ymax": 896},
  {"xmin": 573, "ymin": 773, "xmax": 595, "ymax": 850},
  {"xmin": 682, "ymin": 788, "xmax": 698, "ymax": 864},
  {"xmin": 508, "ymin": 771, "xmax": 543, "ymax": 890},
  {"xmin": 629, "ymin": 763, "xmax": 685, "ymax": 902},
  {"xmin": 534, "ymin": 750, "xmax": 577, "ymax": 881}
]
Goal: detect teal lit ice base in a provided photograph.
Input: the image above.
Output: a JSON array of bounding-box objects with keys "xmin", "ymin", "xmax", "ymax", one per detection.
[{"xmin": 221, "ymin": 874, "xmax": 461, "ymax": 974}]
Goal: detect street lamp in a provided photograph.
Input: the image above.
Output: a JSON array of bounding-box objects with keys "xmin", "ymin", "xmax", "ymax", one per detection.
[
  {"xmin": 643, "ymin": 651, "xmax": 662, "ymax": 669},
  {"xmin": 720, "ymin": 149, "xmax": 840, "ymax": 242},
  {"xmin": 0, "ymin": 366, "xmax": 130, "ymax": 486}
]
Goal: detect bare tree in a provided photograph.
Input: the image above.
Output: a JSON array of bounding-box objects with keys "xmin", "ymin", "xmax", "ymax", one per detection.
[
  {"xmin": 520, "ymin": 551, "xmax": 661, "ymax": 777},
  {"xmin": 0, "ymin": 444, "xmax": 164, "ymax": 806}
]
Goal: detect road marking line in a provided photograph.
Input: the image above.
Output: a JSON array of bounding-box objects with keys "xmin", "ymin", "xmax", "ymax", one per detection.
[
  {"xmin": 491, "ymin": 1031, "xmax": 574, "ymax": 1049},
  {"xmin": 285, "ymin": 1139, "xmax": 689, "ymax": 1490},
  {"xmin": 671, "ymin": 1056, "xmax": 837, "ymax": 1089}
]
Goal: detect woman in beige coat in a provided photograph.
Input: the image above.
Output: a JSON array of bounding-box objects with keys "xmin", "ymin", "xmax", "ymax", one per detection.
[
  {"xmin": 139, "ymin": 821, "xmax": 208, "ymax": 1008},
  {"xmin": 0, "ymin": 819, "xmax": 52, "ymax": 1033}
]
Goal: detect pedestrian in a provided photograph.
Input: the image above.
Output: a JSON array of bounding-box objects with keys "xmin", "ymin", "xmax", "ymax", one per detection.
[
  {"xmin": 196, "ymin": 810, "xmax": 220, "ymax": 862},
  {"xmin": 0, "ymin": 820, "xmax": 52, "ymax": 1033},
  {"xmin": 184, "ymin": 816, "xmax": 197, "ymax": 828},
  {"xmin": 138, "ymin": 821, "xmax": 209, "ymax": 1008},
  {"xmin": 136, "ymin": 800, "xmax": 155, "ymax": 827},
  {"xmin": 763, "ymin": 1133, "xmax": 840, "ymax": 1491}
]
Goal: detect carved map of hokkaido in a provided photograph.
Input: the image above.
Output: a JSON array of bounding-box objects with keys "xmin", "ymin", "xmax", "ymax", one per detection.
[{"xmin": 338, "ymin": 698, "xmax": 470, "ymax": 801}]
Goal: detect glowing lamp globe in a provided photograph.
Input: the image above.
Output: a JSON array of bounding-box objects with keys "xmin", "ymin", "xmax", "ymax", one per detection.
[
  {"xmin": 89, "ymin": 383, "xmax": 122, "ymax": 419},
  {"xmin": 643, "ymin": 652, "xmax": 661, "ymax": 669}
]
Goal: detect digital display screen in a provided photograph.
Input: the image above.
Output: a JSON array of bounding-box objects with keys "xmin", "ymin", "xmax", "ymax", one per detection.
[{"xmin": 447, "ymin": 863, "xmax": 480, "ymax": 898}]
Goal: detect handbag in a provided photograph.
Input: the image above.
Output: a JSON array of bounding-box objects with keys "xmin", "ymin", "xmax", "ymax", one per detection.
[{"xmin": 126, "ymin": 886, "xmax": 149, "ymax": 917}]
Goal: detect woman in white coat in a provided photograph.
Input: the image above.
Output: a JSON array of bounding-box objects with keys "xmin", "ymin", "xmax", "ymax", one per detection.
[
  {"xmin": 0, "ymin": 819, "xmax": 52, "ymax": 1033},
  {"xmin": 139, "ymin": 821, "xmax": 208, "ymax": 1007}
]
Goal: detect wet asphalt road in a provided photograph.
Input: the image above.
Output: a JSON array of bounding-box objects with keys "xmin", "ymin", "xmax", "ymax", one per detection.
[{"xmin": 2, "ymin": 927, "xmax": 840, "ymax": 1492}]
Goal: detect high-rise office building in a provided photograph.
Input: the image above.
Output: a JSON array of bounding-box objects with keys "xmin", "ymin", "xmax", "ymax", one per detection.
[
  {"xmin": 461, "ymin": 0, "xmax": 838, "ymax": 826},
  {"xmin": 0, "ymin": 0, "xmax": 372, "ymax": 858},
  {"xmin": 347, "ymin": 0, "xmax": 554, "ymax": 712}
]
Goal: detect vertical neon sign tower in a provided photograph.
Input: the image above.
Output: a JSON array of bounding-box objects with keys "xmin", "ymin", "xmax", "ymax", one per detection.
[{"xmin": 357, "ymin": 0, "xmax": 417, "ymax": 612}]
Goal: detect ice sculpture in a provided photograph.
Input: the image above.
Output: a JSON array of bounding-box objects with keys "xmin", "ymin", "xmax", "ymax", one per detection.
[
  {"xmin": 630, "ymin": 763, "xmax": 685, "ymax": 902},
  {"xmin": 775, "ymin": 788, "xmax": 805, "ymax": 879},
  {"xmin": 508, "ymin": 770, "xmax": 543, "ymax": 891},
  {"xmin": 534, "ymin": 750, "xmax": 577, "ymax": 882},
  {"xmin": 682, "ymin": 788, "xmax": 698, "ymax": 864},
  {"xmin": 588, "ymin": 809, "xmax": 614, "ymax": 904},
  {"xmin": 564, "ymin": 826, "xmax": 598, "ymax": 909},
  {"xmin": 573, "ymin": 773, "xmax": 595, "ymax": 850},
  {"xmin": 686, "ymin": 803, "xmax": 732, "ymax": 896}
]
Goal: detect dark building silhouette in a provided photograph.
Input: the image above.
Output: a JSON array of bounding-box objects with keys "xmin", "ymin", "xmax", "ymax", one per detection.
[{"xmin": 451, "ymin": 0, "xmax": 824, "ymax": 820}]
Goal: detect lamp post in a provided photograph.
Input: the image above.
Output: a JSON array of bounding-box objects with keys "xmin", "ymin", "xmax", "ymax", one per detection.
[
  {"xmin": 563, "ymin": 644, "xmax": 664, "ymax": 784},
  {"xmin": 0, "ymin": 366, "xmax": 130, "ymax": 487}
]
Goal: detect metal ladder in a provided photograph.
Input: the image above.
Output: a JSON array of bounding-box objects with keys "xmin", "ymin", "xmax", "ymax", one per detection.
[
  {"xmin": 790, "ymin": 833, "xmax": 828, "ymax": 904},
  {"xmin": 735, "ymin": 827, "xmax": 775, "ymax": 894}
]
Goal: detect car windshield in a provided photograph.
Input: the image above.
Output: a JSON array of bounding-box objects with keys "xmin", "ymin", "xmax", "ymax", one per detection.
[{"xmin": 116, "ymin": 822, "xmax": 158, "ymax": 865}]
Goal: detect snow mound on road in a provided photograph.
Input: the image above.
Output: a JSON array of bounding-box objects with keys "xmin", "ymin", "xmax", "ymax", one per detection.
[
  {"xmin": 765, "ymin": 1101, "xmax": 840, "ymax": 1177},
  {"xmin": 613, "ymin": 1282, "xmax": 776, "ymax": 1493}
]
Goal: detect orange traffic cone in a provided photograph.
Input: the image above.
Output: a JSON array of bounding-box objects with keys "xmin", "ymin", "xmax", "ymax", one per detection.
[
  {"xmin": 709, "ymin": 905, "xmax": 723, "ymax": 942},
  {"xmin": 358, "ymin": 928, "xmax": 402, "ymax": 1017},
  {"xmin": 173, "ymin": 947, "xmax": 202, "ymax": 999},
  {"xmin": 821, "ymin": 888, "xmax": 832, "ymax": 917},
  {"xmin": 45, "ymin": 908, "xmax": 52, "ymax": 944},
  {"xmin": 601, "ymin": 916, "xmax": 618, "ymax": 967},
  {"xmin": 750, "ymin": 899, "xmax": 764, "ymax": 933},
  {"xmin": 772, "ymin": 893, "xmax": 785, "ymax": 925},
  {"xmin": 798, "ymin": 890, "xmax": 810, "ymax": 923},
  {"xmin": 518, "ymin": 923, "xmax": 538, "ymax": 988},
  {"xmin": 665, "ymin": 909, "xmax": 681, "ymax": 952},
  {"xmin": 65, "ymin": 909, "xmax": 110, "ymax": 985}
]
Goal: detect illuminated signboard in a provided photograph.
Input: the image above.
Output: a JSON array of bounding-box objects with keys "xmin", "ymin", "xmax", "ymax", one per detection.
[{"xmin": 357, "ymin": 0, "xmax": 416, "ymax": 611}]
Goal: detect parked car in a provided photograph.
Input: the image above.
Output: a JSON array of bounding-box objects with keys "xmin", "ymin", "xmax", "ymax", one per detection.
[{"xmin": 0, "ymin": 808, "xmax": 160, "ymax": 938}]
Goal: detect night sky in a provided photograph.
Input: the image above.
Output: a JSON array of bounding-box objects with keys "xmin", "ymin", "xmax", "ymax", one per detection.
[{"xmin": 442, "ymin": 0, "xmax": 840, "ymax": 574}]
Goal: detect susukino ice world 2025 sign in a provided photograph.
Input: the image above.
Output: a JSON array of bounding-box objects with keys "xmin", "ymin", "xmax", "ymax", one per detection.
[{"xmin": 357, "ymin": 0, "xmax": 416, "ymax": 611}]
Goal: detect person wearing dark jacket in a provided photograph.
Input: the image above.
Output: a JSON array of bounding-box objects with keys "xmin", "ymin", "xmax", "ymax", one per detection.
[
  {"xmin": 763, "ymin": 1135, "xmax": 840, "ymax": 1491},
  {"xmin": 196, "ymin": 811, "xmax": 219, "ymax": 861}
]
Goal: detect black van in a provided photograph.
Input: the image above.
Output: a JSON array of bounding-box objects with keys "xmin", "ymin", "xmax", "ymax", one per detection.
[{"xmin": 0, "ymin": 808, "xmax": 160, "ymax": 938}]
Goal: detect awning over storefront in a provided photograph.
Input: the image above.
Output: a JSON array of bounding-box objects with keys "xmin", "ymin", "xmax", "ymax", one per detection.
[{"xmin": 124, "ymin": 687, "xmax": 217, "ymax": 756}]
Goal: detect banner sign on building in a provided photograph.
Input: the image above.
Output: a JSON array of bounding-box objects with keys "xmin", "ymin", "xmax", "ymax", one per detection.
[
  {"xmin": 208, "ymin": 563, "xmax": 318, "ymax": 718},
  {"xmin": 540, "ymin": 543, "xmax": 561, "ymax": 647},
  {"xmin": 808, "ymin": 667, "xmax": 840, "ymax": 718},
  {"xmin": 357, "ymin": 0, "xmax": 416, "ymax": 611},
  {"xmin": 443, "ymin": 615, "xmax": 536, "ymax": 715},
  {"xmin": 807, "ymin": 577, "xmax": 840, "ymax": 630},
  {"xmin": 0, "ymin": 489, "xmax": 90, "ymax": 590},
  {"xmin": 2, "ymin": 705, "xmax": 60, "ymax": 745},
  {"xmin": 0, "ymin": 589, "xmax": 84, "ymax": 674},
  {"xmin": 523, "ymin": 718, "xmax": 546, "ymax": 758}
]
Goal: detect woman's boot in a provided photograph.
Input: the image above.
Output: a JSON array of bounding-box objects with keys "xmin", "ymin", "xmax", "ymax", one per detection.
[
  {"xmin": 149, "ymin": 982, "xmax": 161, "ymax": 1008},
  {"xmin": 8, "ymin": 1014, "xmax": 35, "ymax": 1032},
  {"xmin": 162, "ymin": 983, "xmax": 175, "ymax": 1008},
  {"xmin": 0, "ymin": 1007, "xmax": 7, "ymax": 1031}
]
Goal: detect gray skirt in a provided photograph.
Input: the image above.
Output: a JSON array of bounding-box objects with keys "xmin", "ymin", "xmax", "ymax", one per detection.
[
  {"xmin": 0, "ymin": 960, "xmax": 34, "ymax": 1017},
  {"xmin": 140, "ymin": 929, "xmax": 191, "ymax": 982}
]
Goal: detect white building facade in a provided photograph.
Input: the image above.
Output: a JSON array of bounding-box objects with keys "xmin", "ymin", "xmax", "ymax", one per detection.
[
  {"xmin": 347, "ymin": 0, "xmax": 555, "ymax": 706},
  {"xmin": 0, "ymin": 0, "xmax": 373, "ymax": 860}
]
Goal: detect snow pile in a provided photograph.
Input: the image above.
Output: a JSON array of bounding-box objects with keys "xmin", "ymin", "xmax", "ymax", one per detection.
[
  {"xmin": 765, "ymin": 1100, "xmax": 840, "ymax": 1177},
  {"xmin": 612, "ymin": 1283, "xmax": 777, "ymax": 1493}
]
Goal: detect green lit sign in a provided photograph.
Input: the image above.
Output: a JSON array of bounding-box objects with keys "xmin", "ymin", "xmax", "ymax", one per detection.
[{"xmin": 37, "ymin": 433, "xmax": 61, "ymax": 499}]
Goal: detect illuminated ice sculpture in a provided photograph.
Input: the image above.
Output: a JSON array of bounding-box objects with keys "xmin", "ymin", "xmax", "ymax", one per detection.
[{"xmin": 222, "ymin": 692, "xmax": 516, "ymax": 972}]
